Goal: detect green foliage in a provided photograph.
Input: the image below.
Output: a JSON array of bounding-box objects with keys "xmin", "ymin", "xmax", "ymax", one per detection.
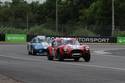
[
  {"xmin": 115, "ymin": 31, "xmax": 125, "ymax": 36},
  {"xmin": 71, "ymin": 28, "xmax": 96, "ymax": 36},
  {"xmin": 0, "ymin": 26, "xmax": 26, "ymax": 34},
  {"xmin": 79, "ymin": 0, "xmax": 112, "ymax": 36},
  {"xmin": 115, "ymin": 0, "xmax": 125, "ymax": 29},
  {"xmin": 28, "ymin": 25, "xmax": 60, "ymax": 35},
  {"xmin": 0, "ymin": 0, "xmax": 125, "ymax": 36},
  {"xmin": 0, "ymin": 25, "xmax": 60, "ymax": 35}
]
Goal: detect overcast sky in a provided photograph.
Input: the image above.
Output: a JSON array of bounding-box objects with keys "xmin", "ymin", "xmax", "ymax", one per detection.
[{"xmin": 1, "ymin": 0, "xmax": 46, "ymax": 3}]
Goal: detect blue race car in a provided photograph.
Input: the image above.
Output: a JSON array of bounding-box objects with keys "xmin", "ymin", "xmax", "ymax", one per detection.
[{"xmin": 27, "ymin": 36, "xmax": 50, "ymax": 55}]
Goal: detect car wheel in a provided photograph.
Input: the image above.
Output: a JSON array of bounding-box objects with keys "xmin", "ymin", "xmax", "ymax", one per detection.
[
  {"xmin": 83, "ymin": 53, "xmax": 91, "ymax": 62},
  {"xmin": 48, "ymin": 55, "xmax": 53, "ymax": 60},
  {"xmin": 57, "ymin": 49, "xmax": 64, "ymax": 61},
  {"xmin": 31, "ymin": 49, "xmax": 36, "ymax": 55},
  {"xmin": 74, "ymin": 57, "xmax": 80, "ymax": 62},
  {"xmin": 28, "ymin": 51, "xmax": 32, "ymax": 55},
  {"xmin": 47, "ymin": 50, "xmax": 53, "ymax": 60}
]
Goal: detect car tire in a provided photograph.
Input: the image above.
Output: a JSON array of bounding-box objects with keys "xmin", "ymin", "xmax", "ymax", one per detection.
[
  {"xmin": 74, "ymin": 57, "xmax": 80, "ymax": 62},
  {"xmin": 28, "ymin": 51, "xmax": 32, "ymax": 55},
  {"xmin": 31, "ymin": 49, "xmax": 36, "ymax": 55},
  {"xmin": 57, "ymin": 49, "xmax": 64, "ymax": 61},
  {"xmin": 83, "ymin": 53, "xmax": 91, "ymax": 62},
  {"xmin": 47, "ymin": 50, "xmax": 53, "ymax": 60},
  {"xmin": 48, "ymin": 55, "xmax": 53, "ymax": 60}
]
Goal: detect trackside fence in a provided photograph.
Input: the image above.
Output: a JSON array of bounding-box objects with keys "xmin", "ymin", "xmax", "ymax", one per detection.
[{"xmin": 0, "ymin": 33, "xmax": 125, "ymax": 44}]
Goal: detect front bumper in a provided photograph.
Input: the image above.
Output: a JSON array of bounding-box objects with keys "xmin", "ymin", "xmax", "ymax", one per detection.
[
  {"xmin": 34, "ymin": 49, "xmax": 47, "ymax": 55},
  {"xmin": 62, "ymin": 50, "xmax": 90, "ymax": 58}
]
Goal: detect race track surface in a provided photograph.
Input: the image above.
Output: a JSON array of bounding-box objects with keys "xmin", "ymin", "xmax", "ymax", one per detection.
[{"xmin": 0, "ymin": 44, "xmax": 125, "ymax": 83}]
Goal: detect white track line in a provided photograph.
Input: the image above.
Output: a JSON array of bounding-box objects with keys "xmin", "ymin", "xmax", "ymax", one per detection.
[
  {"xmin": 0, "ymin": 54, "xmax": 41, "ymax": 61},
  {"xmin": 57, "ymin": 62, "xmax": 125, "ymax": 71},
  {"xmin": 1, "ymin": 54, "xmax": 125, "ymax": 71},
  {"xmin": 94, "ymin": 50, "xmax": 112, "ymax": 55},
  {"xmin": 93, "ymin": 50, "xmax": 125, "ymax": 58}
]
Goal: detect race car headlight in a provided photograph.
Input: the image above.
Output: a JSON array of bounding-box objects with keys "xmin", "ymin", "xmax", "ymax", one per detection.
[
  {"xmin": 44, "ymin": 46, "xmax": 47, "ymax": 49},
  {"xmin": 34, "ymin": 46, "xmax": 39, "ymax": 49},
  {"xmin": 64, "ymin": 48, "xmax": 68, "ymax": 52}
]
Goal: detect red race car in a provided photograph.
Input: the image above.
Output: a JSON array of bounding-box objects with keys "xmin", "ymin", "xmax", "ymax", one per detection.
[{"xmin": 47, "ymin": 38, "xmax": 91, "ymax": 62}]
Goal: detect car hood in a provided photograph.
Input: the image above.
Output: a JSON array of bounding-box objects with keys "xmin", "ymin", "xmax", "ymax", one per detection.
[
  {"xmin": 62, "ymin": 44, "xmax": 82, "ymax": 49},
  {"xmin": 62, "ymin": 44, "xmax": 89, "ymax": 50},
  {"xmin": 32, "ymin": 42, "xmax": 49, "ymax": 49}
]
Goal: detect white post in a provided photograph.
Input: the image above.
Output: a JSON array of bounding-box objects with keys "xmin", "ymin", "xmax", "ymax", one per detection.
[
  {"xmin": 56, "ymin": 0, "xmax": 58, "ymax": 33},
  {"xmin": 112, "ymin": 0, "xmax": 115, "ymax": 36},
  {"xmin": 26, "ymin": 13, "xmax": 29, "ymax": 33}
]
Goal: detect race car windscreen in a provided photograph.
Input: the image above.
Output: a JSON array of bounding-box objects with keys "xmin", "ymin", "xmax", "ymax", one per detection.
[
  {"xmin": 38, "ymin": 38, "xmax": 46, "ymax": 43},
  {"xmin": 64, "ymin": 40, "xmax": 80, "ymax": 45},
  {"xmin": 56, "ymin": 41, "xmax": 63, "ymax": 46}
]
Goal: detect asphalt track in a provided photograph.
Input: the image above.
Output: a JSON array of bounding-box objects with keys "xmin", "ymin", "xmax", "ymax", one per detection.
[{"xmin": 0, "ymin": 44, "xmax": 125, "ymax": 83}]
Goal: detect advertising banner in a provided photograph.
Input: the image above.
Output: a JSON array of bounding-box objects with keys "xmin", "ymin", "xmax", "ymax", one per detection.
[
  {"xmin": 27, "ymin": 35, "xmax": 117, "ymax": 43},
  {"xmin": 5, "ymin": 34, "xmax": 26, "ymax": 43},
  {"xmin": 77, "ymin": 37, "xmax": 117, "ymax": 43},
  {"xmin": 117, "ymin": 37, "xmax": 125, "ymax": 44},
  {"xmin": 46, "ymin": 36, "xmax": 117, "ymax": 43}
]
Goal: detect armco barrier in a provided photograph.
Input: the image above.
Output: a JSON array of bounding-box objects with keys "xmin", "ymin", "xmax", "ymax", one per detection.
[
  {"xmin": 5, "ymin": 34, "xmax": 27, "ymax": 43},
  {"xmin": 117, "ymin": 37, "xmax": 125, "ymax": 44}
]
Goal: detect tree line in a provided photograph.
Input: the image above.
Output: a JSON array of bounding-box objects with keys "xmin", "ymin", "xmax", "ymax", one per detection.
[{"xmin": 0, "ymin": 0, "xmax": 125, "ymax": 36}]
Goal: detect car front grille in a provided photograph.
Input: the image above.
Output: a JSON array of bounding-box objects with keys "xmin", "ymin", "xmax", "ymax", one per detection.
[{"xmin": 72, "ymin": 50, "xmax": 81, "ymax": 53}]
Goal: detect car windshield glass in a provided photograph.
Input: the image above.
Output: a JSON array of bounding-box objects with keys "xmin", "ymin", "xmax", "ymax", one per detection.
[
  {"xmin": 42, "ymin": 42, "xmax": 49, "ymax": 46},
  {"xmin": 64, "ymin": 40, "xmax": 80, "ymax": 45},
  {"xmin": 38, "ymin": 38, "xmax": 45, "ymax": 43},
  {"xmin": 56, "ymin": 41, "xmax": 63, "ymax": 46}
]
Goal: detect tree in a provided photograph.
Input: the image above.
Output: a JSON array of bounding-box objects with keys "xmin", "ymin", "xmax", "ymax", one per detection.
[
  {"xmin": 115, "ymin": 0, "xmax": 125, "ymax": 30},
  {"xmin": 0, "ymin": 0, "xmax": 125, "ymax": 36},
  {"xmin": 79, "ymin": 0, "xmax": 112, "ymax": 36}
]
